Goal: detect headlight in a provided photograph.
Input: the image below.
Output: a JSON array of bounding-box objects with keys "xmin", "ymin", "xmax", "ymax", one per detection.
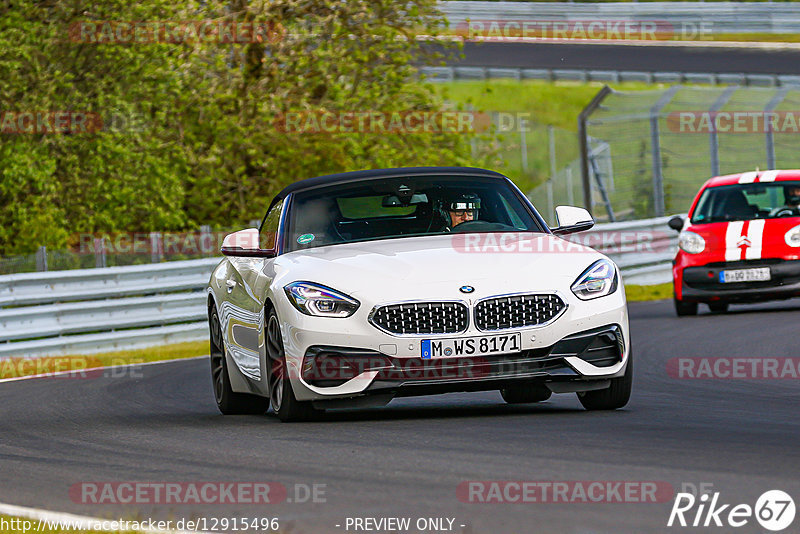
[
  {"xmin": 284, "ymin": 281, "xmax": 360, "ymax": 318},
  {"xmin": 678, "ymin": 231, "xmax": 706, "ymax": 254},
  {"xmin": 785, "ymin": 225, "xmax": 800, "ymax": 247},
  {"xmin": 571, "ymin": 259, "xmax": 618, "ymax": 300}
]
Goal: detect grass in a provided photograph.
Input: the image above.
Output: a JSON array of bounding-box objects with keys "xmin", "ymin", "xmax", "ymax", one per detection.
[
  {"xmin": 625, "ymin": 282, "xmax": 673, "ymax": 302},
  {"xmin": 433, "ymin": 79, "xmax": 660, "ymax": 130},
  {"xmin": 429, "ymin": 79, "xmax": 663, "ymax": 193},
  {"xmin": 430, "ymin": 79, "xmax": 800, "ymax": 222},
  {"xmin": 0, "ymin": 341, "xmax": 207, "ymax": 380},
  {"xmin": 713, "ymin": 33, "xmax": 800, "ymax": 43}
]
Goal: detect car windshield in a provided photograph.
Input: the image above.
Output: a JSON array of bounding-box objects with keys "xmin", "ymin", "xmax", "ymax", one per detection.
[
  {"xmin": 691, "ymin": 181, "xmax": 800, "ymax": 224},
  {"xmin": 284, "ymin": 175, "xmax": 545, "ymax": 252}
]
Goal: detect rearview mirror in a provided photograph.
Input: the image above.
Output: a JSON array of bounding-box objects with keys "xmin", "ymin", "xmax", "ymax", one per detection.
[
  {"xmin": 220, "ymin": 228, "xmax": 276, "ymax": 258},
  {"xmin": 668, "ymin": 216, "xmax": 685, "ymax": 232},
  {"xmin": 381, "ymin": 193, "xmax": 428, "ymax": 207},
  {"xmin": 552, "ymin": 206, "xmax": 594, "ymax": 235}
]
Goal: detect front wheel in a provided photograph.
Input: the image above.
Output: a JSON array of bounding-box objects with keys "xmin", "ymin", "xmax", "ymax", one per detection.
[
  {"xmin": 708, "ymin": 302, "xmax": 729, "ymax": 313},
  {"xmin": 266, "ymin": 308, "xmax": 322, "ymax": 422},
  {"xmin": 577, "ymin": 352, "xmax": 633, "ymax": 411},
  {"xmin": 674, "ymin": 297, "xmax": 698, "ymax": 317}
]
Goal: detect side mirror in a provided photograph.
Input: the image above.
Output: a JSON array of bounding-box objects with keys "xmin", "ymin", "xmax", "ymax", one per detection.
[
  {"xmin": 220, "ymin": 228, "xmax": 276, "ymax": 258},
  {"xmin": 668, "ymin": 215, "xmax": 685, "ymax": 232},
  {"xmin": 552, "ymin": 206, "xmax": 594, "ymax": 235}
]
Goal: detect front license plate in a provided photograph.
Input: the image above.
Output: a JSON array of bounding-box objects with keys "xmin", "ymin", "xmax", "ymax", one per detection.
[
  {"xmin": 719, "ymin": 267, "xmax": 771, "ymax": 283},
  {"xmin": 421, "ymin": 333, "xmax": 522, "ymax": 359}
]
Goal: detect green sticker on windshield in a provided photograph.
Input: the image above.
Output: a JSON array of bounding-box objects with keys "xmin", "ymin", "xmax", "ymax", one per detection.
[{"xmin": 297, "ymin": 234, "xmax": 315, "ymax": 245}]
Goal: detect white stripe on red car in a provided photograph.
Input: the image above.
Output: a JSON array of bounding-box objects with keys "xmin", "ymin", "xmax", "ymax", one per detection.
[
  {"xmin": 738, "ymin": 171, "xmax": 758, "ymax": 184},
  {"xmin": 725, "ymin": 220, "xmax": 765, "ymax": 261}
]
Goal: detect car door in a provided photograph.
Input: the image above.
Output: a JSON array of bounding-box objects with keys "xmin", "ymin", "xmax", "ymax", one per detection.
[{"xmin": 224, "ymin": 199, "xmax": 285, "ymax": 381}]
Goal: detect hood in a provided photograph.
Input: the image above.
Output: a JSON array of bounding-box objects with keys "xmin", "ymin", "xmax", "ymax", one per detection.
[{"xmin": 273, "ymin": 233, "xmax": 605, "ymax": 302}]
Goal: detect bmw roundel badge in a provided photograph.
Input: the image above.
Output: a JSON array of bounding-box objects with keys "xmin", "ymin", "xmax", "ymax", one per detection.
[{"xmin": 459, "ymin": 285, "xmax": 475, "ymax": 294}]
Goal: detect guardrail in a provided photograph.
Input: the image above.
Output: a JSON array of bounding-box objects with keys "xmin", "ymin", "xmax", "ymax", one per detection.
[
  {"xmin": 440, "ymin": 2, "xmax": 800, "ymax": 35},
  {"xmin": 0, "ymin": 258, "xmax": 218, "ymax": 359},
  {"xmin": 0, "ymin": 257, "xmax": 219, "ymax": 308},
  {"xmin": 584, "ymin": 216, "xmax": 678, "ymax": 286},
  {"xmin": 420, "ymin": 66, "xmax": 800, "ymax": 88},
  {"xmin": 0, "ymin": 219, "xmax": 676, "ymax": 358}
]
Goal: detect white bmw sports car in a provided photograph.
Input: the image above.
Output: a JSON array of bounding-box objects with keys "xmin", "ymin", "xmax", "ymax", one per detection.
[{"xmin": 207, "ymin": 167, "xmax": 631, "ymax": 421}]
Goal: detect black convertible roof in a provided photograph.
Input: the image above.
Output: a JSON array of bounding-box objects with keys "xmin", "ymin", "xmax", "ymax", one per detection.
[{"xmin": 268, "ymin": 167, "xmax": 508, "ymax": 210}]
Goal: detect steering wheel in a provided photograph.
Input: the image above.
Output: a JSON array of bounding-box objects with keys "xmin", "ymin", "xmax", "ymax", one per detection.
[
  {"xmin": 773, "ymin": 208, "xmax": 798, "ymax": 218},
  {"xmin": 451, "ymin": 221, "xmax": 516, "ymax": 232}
]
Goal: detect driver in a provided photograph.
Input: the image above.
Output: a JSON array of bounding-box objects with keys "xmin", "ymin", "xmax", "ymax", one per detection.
[
  {"xmin": 783, "ymin": 184, "xmax": 800, "ymax": 208},
  {"xmin": 443, "ymin": 193, "xmax": 481, "ymax": 230},
  {"xmin": 772, "ymin": 184, "xmax": 800, "ymax": 216}
]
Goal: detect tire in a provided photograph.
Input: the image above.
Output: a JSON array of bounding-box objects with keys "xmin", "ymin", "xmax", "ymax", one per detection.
[
  {"xmin": 500, "ymin": 385, "xmax": 552, "ymax": 404},
  {"xmin": 266, "ymin": 308, "xmax": 321, "ymax": 422},
  {"xmin": 577, "ymin": 351, "xmax": 633, "ymax": 411},
  {"xmin": 708, "ymin": 302, "xmax": 729, "ymax": 314},
  {"xmin": 674, "ymin": 297, "xmax": 698, "ymax": 317},
  {"xmin": 209, "ymin": 307, "xmax": 269, "ymax": 415}
]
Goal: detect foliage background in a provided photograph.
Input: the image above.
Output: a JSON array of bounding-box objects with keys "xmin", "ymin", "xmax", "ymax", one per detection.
[{"xmin": 0, "ymin": 0, "xmax": 496, "ymax": 255}]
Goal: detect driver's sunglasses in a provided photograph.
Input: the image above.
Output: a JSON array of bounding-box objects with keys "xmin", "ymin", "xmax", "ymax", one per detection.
[{"xmin": 450, "ymin": 209, "xmax": 473, "ymax": 216}]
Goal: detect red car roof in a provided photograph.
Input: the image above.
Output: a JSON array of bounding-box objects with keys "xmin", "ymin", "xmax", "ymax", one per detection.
[{"xmin": 705, "ymin": 169, "xmax": 800, "ymax": 188}]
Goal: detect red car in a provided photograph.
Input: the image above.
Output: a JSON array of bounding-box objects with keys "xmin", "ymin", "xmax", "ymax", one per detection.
[{"xmin": 670, "ymin": 170, "xmax": 800, "ymax": 316}]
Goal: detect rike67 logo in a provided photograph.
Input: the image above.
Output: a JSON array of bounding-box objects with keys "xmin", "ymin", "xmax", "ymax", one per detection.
[{"xmin": 668, "ymin": 490, "xmax": 795, "ymax": 531}]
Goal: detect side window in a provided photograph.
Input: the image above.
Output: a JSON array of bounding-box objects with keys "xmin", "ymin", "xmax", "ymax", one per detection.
[{"xmin": 260, "ymin": 199, "xmax": 284, "ymax": 250}]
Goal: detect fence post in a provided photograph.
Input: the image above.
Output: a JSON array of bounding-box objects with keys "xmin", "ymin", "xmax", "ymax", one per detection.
[
  {"xmin": 579, "ymin": 85, "xmax": 612, "ymax": 216},
  {"xmin": 469, "ymin": 104, "xmax": 477, "ymax": 159},
  {"xmin": 589, "ymin": 154, "xmax": 616, "ymax": 222},
  {"xmin": 150, "ymin": 232, "xmax": 163, "ymax": 263},
  {"xmin": 649, "ymin": 86, "xmax": 681, "ymax": 218},
  {"xmin": 764, "ymin": 87, "xmax": 788, "ymax": 170},
  {"xmin": 566, "ymin": 166, "xmax": 574, "ymax": 206},
  {"xmin": 649, "ymin": 117, "xmax": 664, "ymax": 218},
  {"xmin": 708, "ymin": 86, "xmax": 737, "ymax": 177},
  {"xmin": 94, "ymin": 238, "xmax": 107, "ymax": 268},
  {"xmin": 520, "ymin": 119, "xmax": 529, "ymax": 174},
  {"xmin": 199, "ymin": 225, "xmax": 213, "ymax": 256},
  {"xmin": 548, "ymin": 124, "xmax": 557, "ymax": 220},
  {"xmin": 35, "ymin": 246, "xmax": 48, "ymax": 272}
]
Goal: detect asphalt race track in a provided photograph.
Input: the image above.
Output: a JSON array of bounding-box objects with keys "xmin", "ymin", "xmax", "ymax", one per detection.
[
  {"xmin": 2, "ymin": 299, "xmax": 800, "ymax": 533},
  {"xmin": 436, "ymin": 41, "xmax": 800, "ymax": 75}
]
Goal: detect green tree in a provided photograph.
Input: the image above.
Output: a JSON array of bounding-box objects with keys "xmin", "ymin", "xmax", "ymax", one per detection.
[{"xmin": 0, "ymin": 0, "xmax": 485, "ymax": 255}]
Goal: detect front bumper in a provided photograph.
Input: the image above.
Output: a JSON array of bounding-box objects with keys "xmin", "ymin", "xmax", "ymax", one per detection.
[
  {"xmin": 679, "ymin": 259, "xmax": 800, "ymax": 303},
  {"xmin": 297, "ymin": 324, "xmax": 626, "ymax": 407},
  {"xmin": 275, "ymin": 281, "xmax": 629, "ymax": 402}
]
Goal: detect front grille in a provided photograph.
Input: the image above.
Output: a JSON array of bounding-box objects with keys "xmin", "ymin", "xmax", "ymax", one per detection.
[
  {"xmin": 370, "ymin": 302, "xmax": 469, "ymax": 335},
  {"xmin": 475, "ymin": 294, "xmax": 565, "ymax": 331}
]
